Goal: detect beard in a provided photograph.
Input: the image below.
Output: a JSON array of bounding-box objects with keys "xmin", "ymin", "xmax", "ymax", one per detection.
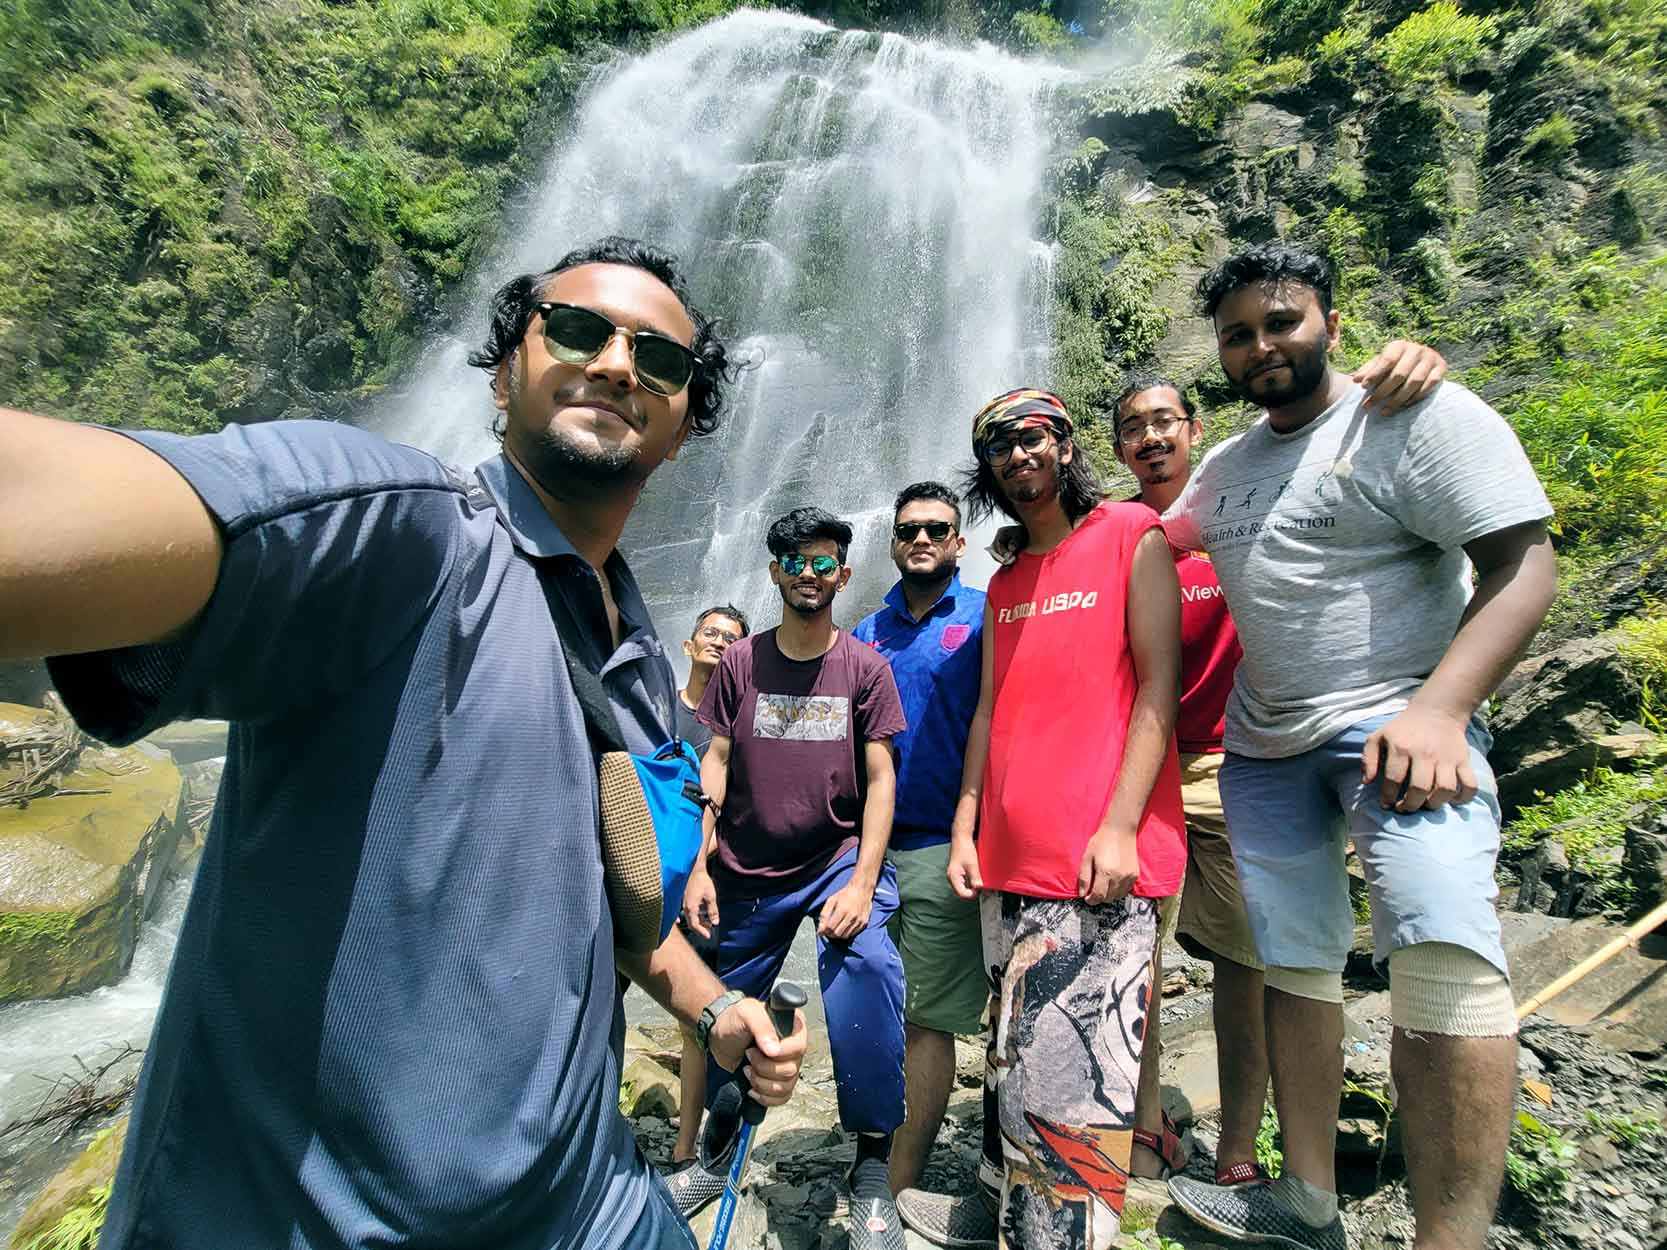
[
  {"xmin": 998, "ymin": 463, "xmax": 1058, "ymax": 513},
  {"xmin": 1228, "ymin": 336, "xmax": 1329, "ymax": 408},
  {"xmin": 1133, "ymin": 441, "xmax": 1177, "ymax": 483},
  {"xmin": 508, "ymin": 420, "xmax": 645, "ymax": 501},
  {"xmin": 780, "ymin": 583, "xmax": 827, "ymax": 616},
  {"xmin": 899, "ymin": 559, "xmax": 955, "ymax": 589}
]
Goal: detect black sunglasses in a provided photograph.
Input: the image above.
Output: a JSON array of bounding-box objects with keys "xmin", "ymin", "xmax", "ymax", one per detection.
[
  {"xmin": 535, "ymin": 302, "xmax": 698, "ymax": 397},
  {"xmin": 893, "ymin": 521, "xmax": 955, "ymax": 543}
]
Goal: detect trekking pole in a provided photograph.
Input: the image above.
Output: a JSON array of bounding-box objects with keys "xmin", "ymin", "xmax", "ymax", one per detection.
[
  {"xmin": 708, "ymin": 981, "xmax": 809, "ymax": 1250},
  {"xmin": 1515, "ymin": 897, "xmax": 1667, "ymax": 1020}
]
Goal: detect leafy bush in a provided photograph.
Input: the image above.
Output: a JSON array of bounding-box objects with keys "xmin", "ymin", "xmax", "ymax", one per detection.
[
  {"xmin": 1503, "ymin": 763, "xmax": 1667, "ymax": 908},
  {"xmin": 1505, "ymin": 1111, "xmax": 1576, "ymax": 1215},
  {"xmin": 1380, "ymin": 1, "xmax": 1497, "ymax": 84},
  {"xmin": 1523, "ymin": 112, "xmax": 1578, "ymax": 164}
]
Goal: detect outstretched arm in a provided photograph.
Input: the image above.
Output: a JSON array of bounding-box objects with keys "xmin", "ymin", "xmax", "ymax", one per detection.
[
  {"xmin": 0, "ymin": 408, "xmax": 222, "ymax": 660},
  {"xmin": 1363, "ymin": 520, "xmax": 1556, "ymax": 811}
]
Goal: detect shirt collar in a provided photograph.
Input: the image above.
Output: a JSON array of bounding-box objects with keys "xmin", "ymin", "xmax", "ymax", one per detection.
[
  {"xmin": 883, "ymin": 571, "xmax": 964, "ymax": 625},
  {"xmin": 474, "ymin": 453, "xmax": 654, "ymax": 642},
  {"xmin": 473, "ymin": 454, "xmax": 589, "ymax": 561}
]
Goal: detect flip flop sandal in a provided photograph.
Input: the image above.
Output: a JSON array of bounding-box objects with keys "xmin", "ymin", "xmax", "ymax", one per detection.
[{"xmin": 1131, "ymin": 1111, "xmax": 1192, "ymax": 1179}]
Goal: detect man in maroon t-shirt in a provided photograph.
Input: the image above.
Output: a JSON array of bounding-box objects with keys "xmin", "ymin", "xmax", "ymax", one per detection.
[{"xmin": 678, "ymin": 507, "xmax": 910, "ymax": 1250}]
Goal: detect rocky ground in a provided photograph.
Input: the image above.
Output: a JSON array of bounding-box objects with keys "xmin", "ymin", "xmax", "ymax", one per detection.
[{"xmin": 618, "ymin": 918, "xmax": 1667, "ymax": 1250}]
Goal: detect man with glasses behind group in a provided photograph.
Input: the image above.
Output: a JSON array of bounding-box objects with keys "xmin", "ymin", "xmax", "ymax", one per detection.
[
  {"xmin": 851, "ymin": 483, "xmax": 988, "ymax": 1199},
  {"xmin": 678, "ymin": 507, "xmax": 911, "ymax": 1250}
]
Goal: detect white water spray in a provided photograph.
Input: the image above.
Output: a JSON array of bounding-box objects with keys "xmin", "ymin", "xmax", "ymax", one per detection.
[{"xmin": 377, "ymin": 9, "xmax": 1070, "ymax": 634}]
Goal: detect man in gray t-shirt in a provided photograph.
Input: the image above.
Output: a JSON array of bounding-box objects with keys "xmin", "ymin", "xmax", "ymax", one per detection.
[{"xmin": 1162, "ymin": 245, "xmax": 1556, "ymax": 1250}]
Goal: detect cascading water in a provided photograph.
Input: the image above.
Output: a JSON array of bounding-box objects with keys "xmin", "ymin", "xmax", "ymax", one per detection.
[
  {"xmin": 378, "ymin": 8, "xmax": 1072, "ymax": 638},
  {"xmin": 1, "ymin": 21, "xmax": 1071, "ymax": 1231}
]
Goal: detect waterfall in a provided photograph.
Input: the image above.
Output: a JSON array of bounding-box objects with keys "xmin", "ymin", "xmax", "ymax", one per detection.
[{"xmin": 375, "ymin": 8, "xmax": 1069, "ymax": 649}]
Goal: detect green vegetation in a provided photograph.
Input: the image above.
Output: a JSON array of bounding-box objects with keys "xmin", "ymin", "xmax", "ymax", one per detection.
[
  {"xmin": 1255, "ymin": 1099, "xmax": 1283, "ymax": 1178},
  {"xmin": 1584, "ymin": 1109, "xmax": 1663, "ymax": 1147},
  {"xmin": 1379, "ymin": 2, "xmax": 1498, "ymax": 86},
  {"xmin": 19, "ymin": 1181, "xmax": 112, "ymax": 1250},
  {"xmin": 1505, "ymin": 1110, "xmax": 1576, "ymax": 1215},
  {"xmin": 0, "ymin": 0, "xmax": 756, "ymax": 433},
  {"xmin": 1503, "ymin": 764, "xmax": 1667, "ymax": 909}
]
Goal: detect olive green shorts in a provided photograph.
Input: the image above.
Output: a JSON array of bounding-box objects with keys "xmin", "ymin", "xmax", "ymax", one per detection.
[{"xmin": 887, "ymin": 841, "xmax": 991, "ymax": 1035}]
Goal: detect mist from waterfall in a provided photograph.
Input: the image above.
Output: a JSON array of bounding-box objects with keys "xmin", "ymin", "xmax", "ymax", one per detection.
[{"xmin": 376, "ymin": 9, "xmax": 1070, "ymax": 651}]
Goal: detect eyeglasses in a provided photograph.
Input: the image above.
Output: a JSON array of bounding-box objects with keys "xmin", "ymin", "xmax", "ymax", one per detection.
[
  {"xmin": 980, "ymin": 426, "xmax": 1052, "ymax": 466},
  {"xmin": 1118, "ymin": 414, "xmax": 1188, "ymax": 444},
  {"xmin": 778, "ymin": 554, "xmax": 840, "ymax": 577},
  {"xmin": 694, "ymin": 625, "xmax": 741, "ymax": 645},
  {"xmin": 893, "ymin": 521, "xmax": 955, "ymax": 543},
  {"xmin": 535, "ymin": 302, "xmax": 699, "ymax": 397}
]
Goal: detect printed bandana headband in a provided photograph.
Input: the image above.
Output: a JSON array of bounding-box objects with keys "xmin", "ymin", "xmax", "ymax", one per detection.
[{"xmin": 971, "ymin": 388, "xmax": 1073, "ymax": 450}]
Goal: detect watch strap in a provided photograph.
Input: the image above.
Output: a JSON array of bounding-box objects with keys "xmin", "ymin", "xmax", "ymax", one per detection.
[{"xmin": 696, "ymin": 988, "xmax": 746, "ymax": 1051}]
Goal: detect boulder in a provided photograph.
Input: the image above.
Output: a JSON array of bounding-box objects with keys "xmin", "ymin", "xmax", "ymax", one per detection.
[
  {"xmin": 1489, "ymin": 631, "xmax": 1649, "ymax": 815},
  {"xmin": 0, "ymin": 704, "xmax": 187, "ymax": 1003},
  {"xmin": 620, "ymin": 1054, "xmax": 681, "ymax": 1120},
  {"xmin": 7, "ymin": 1116, "xmax": 127, "ymax": 1249},
  {"xmin": 142, "ymin": 719, "xmax": 229, "ymax": 766}
]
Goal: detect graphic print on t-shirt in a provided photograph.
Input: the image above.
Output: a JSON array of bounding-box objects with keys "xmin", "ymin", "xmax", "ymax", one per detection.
[
  {"xmin": 1200, "ymin": 460, "xmax": 1346, "ymax": 553},
  {"xmin": 754, "ymin": 693, "xmax": 851, "ymax": 741}
]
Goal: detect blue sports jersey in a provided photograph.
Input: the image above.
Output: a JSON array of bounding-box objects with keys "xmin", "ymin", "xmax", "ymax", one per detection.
[{"xmin": 852, "ymin": 574, "xmax": 984, "ymax": 849}]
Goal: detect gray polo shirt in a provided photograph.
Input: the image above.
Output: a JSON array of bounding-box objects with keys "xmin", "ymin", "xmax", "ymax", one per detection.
[{"xmin": 48, "ymin": 420, "xmax": 693, "ymax": 1250}]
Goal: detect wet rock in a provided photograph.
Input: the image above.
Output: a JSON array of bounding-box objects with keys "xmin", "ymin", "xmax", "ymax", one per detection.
[
  {"xmin": 7, "ymin": 1116, "xmax": 127, "ymax": 1249},
  {"xmin": 1, "ymin": 705, "xmax": 187, "ymax": 1003},
  {"xmin": 620, "ymin": 1054, "xmax": 680, "ymax": 1119}
]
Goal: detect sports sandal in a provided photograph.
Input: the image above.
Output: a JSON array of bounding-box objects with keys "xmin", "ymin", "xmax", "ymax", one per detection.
[{"xmin": 1131, "ymin": 1110, "xmax": 1192, "ymax": 1179}]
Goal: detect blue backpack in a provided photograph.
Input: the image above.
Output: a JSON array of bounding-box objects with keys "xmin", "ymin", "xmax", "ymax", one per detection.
[{"xmin": 545, "ymin": 574, "xmax": 706, "ymax": 955}]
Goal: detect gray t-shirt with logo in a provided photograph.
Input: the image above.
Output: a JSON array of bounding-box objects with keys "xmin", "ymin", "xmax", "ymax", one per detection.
[{"xmin": 1165, "ymin": 380, "xmax": 1552, "ymax": 759}]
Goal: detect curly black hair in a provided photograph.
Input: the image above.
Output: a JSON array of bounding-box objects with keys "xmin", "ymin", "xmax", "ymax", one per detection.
[
  {"xmin": 466, "ymin": 236, "xmax": 735, "ymax": 441},
  {"xmin": 1195, "ymin": 242, "xmax": 1335, "ymax": 320},
  {"xmin": 765, "ymin": 507, "xmax": 854, "ymax": 565}
]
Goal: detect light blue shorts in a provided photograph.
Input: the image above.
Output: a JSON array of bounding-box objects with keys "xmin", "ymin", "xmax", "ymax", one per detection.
[{"xmin": 1219, "ymin": 714, "xmax": 1507, "ymax": 977}]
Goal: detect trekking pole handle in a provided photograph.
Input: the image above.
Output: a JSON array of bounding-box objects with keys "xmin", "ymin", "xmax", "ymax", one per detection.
[
  {"xmin": 768, "ymin": 980, "xmax": 807, "ymax": 1041},
  {"xmin": 741, "ymin": 981, "xmax": 808, "ymax": 1127}
]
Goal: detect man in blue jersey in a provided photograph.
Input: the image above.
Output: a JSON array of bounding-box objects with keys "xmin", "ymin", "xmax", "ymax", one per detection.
[
  {"xmin": 850, "ymin": 481, "xmax": 988, "ymax": 1197},
  {"xmin": 0, "ymin": 236, "xmax": 806, "ymax": 1250}
]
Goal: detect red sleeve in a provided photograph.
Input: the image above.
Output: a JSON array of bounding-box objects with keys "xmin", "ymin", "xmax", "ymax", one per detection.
[{"xmin": 855, "ymin": 650, "xmax": 908, "ymax": 741}]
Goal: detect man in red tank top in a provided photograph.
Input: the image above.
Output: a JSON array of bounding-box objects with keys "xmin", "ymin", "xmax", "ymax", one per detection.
[{"xmin": 933, "ymin": 388, "xmax": 1184, "ymax": 1249}]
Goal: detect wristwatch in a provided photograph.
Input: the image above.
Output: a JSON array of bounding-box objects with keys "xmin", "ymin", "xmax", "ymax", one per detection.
[{"xmin": 696, "ymin": 989, "xmax": 746, "ymax": 1052}]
